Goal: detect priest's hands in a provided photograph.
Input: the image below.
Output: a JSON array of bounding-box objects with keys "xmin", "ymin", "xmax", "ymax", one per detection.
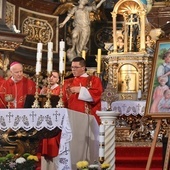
[{"xmin": 69, "ymin": 86, "xmax": 81, "ymax": 94}]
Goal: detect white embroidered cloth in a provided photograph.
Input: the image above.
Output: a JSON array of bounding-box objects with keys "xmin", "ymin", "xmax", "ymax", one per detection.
[
  {"xmin": 0, "ymin": 108, "xmax": 72, "ymax": 170},
  {"xmin": 101, "ymin": 100, "xmax": 146, "ymax": 116}
]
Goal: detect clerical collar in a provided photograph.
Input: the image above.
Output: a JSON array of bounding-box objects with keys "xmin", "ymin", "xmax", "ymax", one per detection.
[
  {"xmin": 11, "ymin": 77, "xmax": 18, "ymax": 83},
  {"xmin": 51, "ymin": 83, "xmax": 59, "ymax": 90},
  {"xmin": 75, "ymin": 73, "xmax": 88, "ymax": 78}
]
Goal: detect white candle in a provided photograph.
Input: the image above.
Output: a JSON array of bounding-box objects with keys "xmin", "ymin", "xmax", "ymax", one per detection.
[
  {"xmin": 99, "ymin": 147, "xmax": 105, "ymax": 157},
  {"xmin": 59, "ymin": 40, "xmax": 65, "ymax": 51},
  {"xmin": 47, "ymin": 42, "xmax": 53, "ymax": 74},
  {"xmin": 63, "ymin": 51, "xmax": 66, "ymax": 73},
  {"xmin": 59, "ymin": 50, "xmax": 64, "ymax": 74},
  {"xmin": 37, "ymin": 42, "xmax": 43, "ymax": 52},
  {"xmin": 48, "ymin": 42, "xmax": 53, "ymax": 50},
  {"xmin": 82, "ymin": 50, "xmax": 86, "ymax": 60},
  {"xmin": 36, "ymin": 62, "xmax": 41, "ymax": 75},
  {"xmin": 36, "ymin": 43, "xmax": 43, "ymax": 75},
  {"xmin": 99, "ymin": 124, "xmax": 105, "ymax": 133},
  {"xmin": 99, "ymin": 136, "xmax": 105, "ymax": 142},
  {"xmin": 99, "ymin": 124, "xmax": 105, "ymax": 157},
  {"xmin": 138, "ymin": 90, "xmax": 142, "ymax": 99},
  {"xmin": 59, "ymin": 40, "xmax": 65, "ymax": 74},
  {"xmin": 97, "ymin": 49, "xmax": 101, "ymax": 74}
]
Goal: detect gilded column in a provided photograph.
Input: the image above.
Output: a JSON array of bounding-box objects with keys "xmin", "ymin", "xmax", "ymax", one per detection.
[
  {"xmin": 140, "ymin": 11, "xmax": 146, "ymax": 52},
  {"xmin": 137, "ymin": 62, "xmax": 143, "ymax": 90},
  {"xmin": 143, "ymin": 59, "xmax": 149, "ymax": 92},
  {"xmin": 123, "ymin": 15, "xmax": 128, "ymax": 52},
  {"xmin": 112, "ymin": 63, "xmax": 118, "ymax": 89},
  {"xmin": 111, "ymin": 12, "xmax": 117, "ymax": 52}
]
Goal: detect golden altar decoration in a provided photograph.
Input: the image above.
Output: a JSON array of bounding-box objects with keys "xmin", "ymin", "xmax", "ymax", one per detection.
[
  {"xmin": 100, "ymin": 0, "xmax": 167, "ymax": 143},
  {"xmin": 102, "ymin": 0, "xmax": 155, "ymax": 100}
]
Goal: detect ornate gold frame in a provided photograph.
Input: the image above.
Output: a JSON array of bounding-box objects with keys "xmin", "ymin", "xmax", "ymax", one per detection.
[{"xmin": 145, "ymin": 39, "xmax": 170, "ymax": 118}]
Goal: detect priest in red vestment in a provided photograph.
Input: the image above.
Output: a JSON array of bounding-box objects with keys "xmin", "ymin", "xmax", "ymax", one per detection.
[
  {"xmin": 39, "ymin": 71, "xmax": 61, "ymax": 159},
  {"xmin": 63, "ymin": 57, "xmax": 103, "ymax": 124},
  {"xmin": 0, "ymin": 62, "xmax": 36, "ymax": 108},
  {"xmin": 40, "ymin": 71, "xmax": 60, "ymax": 96}
]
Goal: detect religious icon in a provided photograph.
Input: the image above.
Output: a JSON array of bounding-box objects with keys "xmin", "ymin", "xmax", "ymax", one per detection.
[
  {"xmin": 124, "ymin": 74, "xmax": 131, "ymax": 91},
  {"xmin": 145, "ymin": 39, "xmax": 170, "ymax": 118}
]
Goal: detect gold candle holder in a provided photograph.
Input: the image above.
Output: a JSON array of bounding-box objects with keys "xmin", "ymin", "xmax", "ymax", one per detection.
[
  {"xmin": 56, "ymin": 72, "xmax": 64, "ymax": 108},
  {"xmin": 44, "ymin": 73, "xmax": 52, "ymax": 108},
  {"xmin": 99, "ymin": 157, "xmax": 105, "ymax": 164},
  {"xmin": 32, "ymin": 75, "xmax": 40, "ymax": 108},
  {"xmin": 97, "ymin": 72, "xmax": 101, "ymax": 78},
  {"xmin": 5, "ymin": 94, "xmax": 14, "ymax": 109}
]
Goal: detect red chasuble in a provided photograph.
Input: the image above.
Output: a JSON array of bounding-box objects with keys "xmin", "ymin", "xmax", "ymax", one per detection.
[
  {"xmin": 0, "ymin": 76, "xmax": 36, "ymax": 108},
  {"xmin": 51, "ymin": 86, "xmax": 60, "ymax": 96},
  {"xmin": 63, "ymin": 75, "xmax": 103, "ymax": 124}
]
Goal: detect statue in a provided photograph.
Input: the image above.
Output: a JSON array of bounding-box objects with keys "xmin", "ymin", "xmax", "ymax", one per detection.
[
  {"xmin": 145, "ymin": 34, "xmax": 155, "ymax": 55},
  {"xmin": 117, "ymin": 36, "xmax": 124, "ymax": 52},
  {"xmin": 59, "ymin": 0, "xmax": 106, "ymax": 61}
]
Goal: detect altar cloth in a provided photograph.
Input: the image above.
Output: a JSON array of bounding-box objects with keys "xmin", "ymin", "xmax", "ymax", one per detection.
[
  {"xmin": 101, "ymin": 100, "xmax": 146, "ymax": 116},
  {"xmin": 0, "ymin": 108, "xmax": 72, "ymax": 170}
]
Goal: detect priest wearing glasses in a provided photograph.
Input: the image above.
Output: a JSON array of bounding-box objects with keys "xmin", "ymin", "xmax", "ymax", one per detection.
[{"xmin": 62, "ymin": 57, "xmax": 103, "ymax": 124}]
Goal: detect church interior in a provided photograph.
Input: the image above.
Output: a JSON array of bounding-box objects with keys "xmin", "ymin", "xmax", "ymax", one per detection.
[{"xmin": 0, "ymin": 0, "xmax": 170, "ymax": 169}]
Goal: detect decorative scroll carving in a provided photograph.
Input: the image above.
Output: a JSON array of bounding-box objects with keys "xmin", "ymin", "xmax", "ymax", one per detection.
[
  {"xmin": 137, "ymin": 62, "xmax": 143, "ymax": 90},
  {"xmin": 0, "ymin": 40, "xmax": 22, "ymax": 50},
  {"xmin": 6, "ymin": 1, "xmax": 15, "ymax": 28},
  {"xmin": 112, "ymin": 63, "xmax": 118, "ymax": 89},
  {"xmin": 22, "ymin": 17, "xmax": 53, "ymax": 44},
  {"xmin": 19, "ymin": 8, "xmax": 59, "ymax": 52},
  {"xmin": 143, "ymin": 59, "xmax": 151, "ymax": 93}
]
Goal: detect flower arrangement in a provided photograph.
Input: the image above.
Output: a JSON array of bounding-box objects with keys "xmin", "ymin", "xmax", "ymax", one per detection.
[
  {"xmin": 76, "ymin": 161, "xmax": 110, "ymax": 170},
  {"xmin": 0, "ymin": 153, "xmax": 39, "ymax": 170}
]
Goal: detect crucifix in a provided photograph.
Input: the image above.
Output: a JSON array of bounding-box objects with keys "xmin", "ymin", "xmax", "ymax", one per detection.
[{"xmin": 125, "ymin": 14, "xmax": 140, "ymax": 52}]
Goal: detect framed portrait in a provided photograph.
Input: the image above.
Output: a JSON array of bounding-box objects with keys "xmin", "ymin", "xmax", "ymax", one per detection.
[{"xmin": 145, "ymin": 39, "xmax": 170, "ymax": 118}]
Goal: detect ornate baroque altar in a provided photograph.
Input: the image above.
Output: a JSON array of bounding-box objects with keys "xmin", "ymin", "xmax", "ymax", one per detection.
[{"xmin": 100, "ymin": 0, "xmax": 168, "ymax": 143}]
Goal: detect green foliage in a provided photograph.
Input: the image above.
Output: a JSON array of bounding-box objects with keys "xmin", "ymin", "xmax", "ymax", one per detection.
[
  {"xmin": 6, "ymin": 153, "xmax": 15, "ymax": 159},
  {"xmin": 23, "ymin": 153, "xmax": 31, "ymax": 159},
  {"xmin": 158, "ymin": 48, "xmax": 167, "ymax": 60},
  {"xmin": 0, "ymin": 153, "xmax": 38, "ymax": 170}
]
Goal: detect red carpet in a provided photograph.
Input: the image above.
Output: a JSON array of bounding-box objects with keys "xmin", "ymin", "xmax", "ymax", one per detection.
[{"xmin": 115, "ymin": 146, "xmax": 163, "ymax": 170}]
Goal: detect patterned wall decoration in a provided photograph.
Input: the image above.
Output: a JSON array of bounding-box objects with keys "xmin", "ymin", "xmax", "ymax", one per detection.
[
  {"xmin": 6, "ymin": 1, "xmax": 15, "ymax": 28},
  {"xmin": 18, "ymin": 7, "xmax": 59, "ymax": 53}
]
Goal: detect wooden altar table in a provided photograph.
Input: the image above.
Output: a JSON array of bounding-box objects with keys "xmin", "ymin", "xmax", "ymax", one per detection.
[{"xmin": 101, "ymin": 100, "xmax": 146, "ymax": 116}]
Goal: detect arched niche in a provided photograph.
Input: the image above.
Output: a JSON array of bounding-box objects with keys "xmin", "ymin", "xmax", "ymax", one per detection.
[
  {"xmin": 118, "ymin": 64, "xmax": 138, "ymax": 92},
  {"xmin": 111, "ymin": 0, "xmax": 146, "ymax": 53}
]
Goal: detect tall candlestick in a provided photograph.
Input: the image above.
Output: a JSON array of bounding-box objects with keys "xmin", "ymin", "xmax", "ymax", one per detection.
[
  {"xmin": 47, "ymin": 42, "xmax": 53, "ymax": 74},
  {"xmin": 36, "ymin": 42, "xmax": 43, "ymax": 75},
  {"xmin": 82, "ymin": 50, "xmax": 86, "ymax": 60},
  {"xmin": 97, "ymin": 49, "xmax": 101, "ymax": 74}
]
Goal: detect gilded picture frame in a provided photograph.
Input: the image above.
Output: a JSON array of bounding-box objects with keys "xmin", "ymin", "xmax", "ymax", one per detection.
[{"xmin": 145, "ymin": 39, "xmax": 170, "ymax": 118}]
